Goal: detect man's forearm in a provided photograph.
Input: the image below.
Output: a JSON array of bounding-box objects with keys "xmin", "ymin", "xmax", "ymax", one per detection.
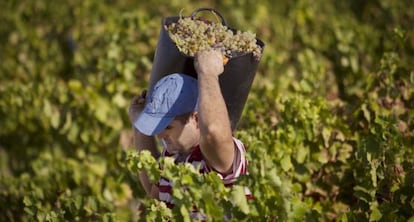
[
  {"xmin": 197, "ymin": 73, "xmax": 234, "ymax": 173},
  {"xmin": 198, "ymin": 74, "xmax": 231, "ymax": 136},
  {"xmin": 133, "ymin": 128, "xmax": 160, "ymax": 196},
  {"xmin": 133, "ymin": 129, "xmax": 160, "ymax": 158}
]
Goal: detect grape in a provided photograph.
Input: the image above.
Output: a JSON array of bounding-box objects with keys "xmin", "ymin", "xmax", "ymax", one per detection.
[{"xmin": 165, "ymin": 17, "xmax": 262, "ymax": 60}]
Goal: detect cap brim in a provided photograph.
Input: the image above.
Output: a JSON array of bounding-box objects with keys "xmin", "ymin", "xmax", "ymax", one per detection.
[{"xmin": 133, "ymin": 112, "xmax": 174, "ymax": 136}]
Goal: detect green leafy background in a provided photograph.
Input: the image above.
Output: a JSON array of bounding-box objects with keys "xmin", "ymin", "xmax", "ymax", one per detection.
[{"xmin": 1, "ymin": 0, "xmax": 413, "ymax": 221}]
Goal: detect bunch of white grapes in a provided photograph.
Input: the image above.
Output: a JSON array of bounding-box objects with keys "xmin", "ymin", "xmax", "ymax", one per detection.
[{"xmin": 165, "ymin": 17, "xmax": 262, "ymax": 60}]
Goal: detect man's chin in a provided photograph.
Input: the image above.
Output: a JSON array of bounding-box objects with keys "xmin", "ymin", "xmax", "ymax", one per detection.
[
  {"xmin": 161, "ymin": 139, "xmax": 177, "ymax": 154},
  {"xmin": 165, "ymin": 146, "xmax": 179, "ymax": 154}
]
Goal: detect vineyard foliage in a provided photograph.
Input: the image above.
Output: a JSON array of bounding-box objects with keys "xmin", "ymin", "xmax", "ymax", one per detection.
[{"xmin": 1, "ymin": 0, "xmax": 414, "ymax": 221}]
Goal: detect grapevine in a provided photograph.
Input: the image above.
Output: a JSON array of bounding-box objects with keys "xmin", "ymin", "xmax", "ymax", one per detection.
[{"xmin": 165, "ymin": 17, "xmax": 262, "ymax": 60}]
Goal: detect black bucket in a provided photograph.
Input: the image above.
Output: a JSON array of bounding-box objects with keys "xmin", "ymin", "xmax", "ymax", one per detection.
[{"xmin": 148, "ymin": 8, "xmax": 265, "ymax": 131}]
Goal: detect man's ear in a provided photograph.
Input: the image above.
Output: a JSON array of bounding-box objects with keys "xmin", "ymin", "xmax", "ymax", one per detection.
[{"xmin": 192, "ymin": 111, "xmax": 199, "ymax": 127}]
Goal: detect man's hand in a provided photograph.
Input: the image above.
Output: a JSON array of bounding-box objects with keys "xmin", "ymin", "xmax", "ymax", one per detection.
[
  {"xmin": 194, "ymin": 50, "xmax": 224, "ymax": 77},
  {"xmin": 128, "ymin": 90, "xmax": 147, "ymax": 123}
]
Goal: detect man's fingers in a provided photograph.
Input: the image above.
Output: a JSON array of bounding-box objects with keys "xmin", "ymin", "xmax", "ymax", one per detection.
[
  {"xmin": 131, "ymin": 90, "xmax": 147, "ymax": 105},
  {"xmin": 141, "ymin": 90, "xmax": 147, "ymax": 98},
  {"xmin": 131, "ymin": 95, "xmax": 141, "ymax": 105}
]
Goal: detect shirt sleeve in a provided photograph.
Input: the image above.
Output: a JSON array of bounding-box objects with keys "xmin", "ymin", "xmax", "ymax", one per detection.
[{"xmin": 208, "ymin": 137, "xmax": 248, "ymax": 185}]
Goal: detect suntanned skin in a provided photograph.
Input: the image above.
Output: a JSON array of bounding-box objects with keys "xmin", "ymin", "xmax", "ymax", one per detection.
[
  {"xmin": 128, "ymin": 50, "xmax": 234, "ymax": 198},
  {"xmin": 194, "ymin": 50, "xmax": 235, "ymax": 173},
  {"xmin": 129, "ymin": 91, "xmax": 159, "ymax": 197}
]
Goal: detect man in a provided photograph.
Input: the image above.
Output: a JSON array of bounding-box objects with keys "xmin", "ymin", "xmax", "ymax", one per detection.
[{"xmin": 128, "ymin": 50, "xmax": 251, "ymax": 210}]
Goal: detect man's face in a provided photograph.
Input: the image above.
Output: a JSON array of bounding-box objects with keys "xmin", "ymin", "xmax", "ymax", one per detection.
[{"xmin": 156, "ymin": 113, "xmax": 199, "ymax": 154}]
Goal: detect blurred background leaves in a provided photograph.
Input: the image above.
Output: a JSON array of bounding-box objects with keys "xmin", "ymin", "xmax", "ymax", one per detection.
[{"xmin": 1, "ymin": 0, "xmax": 413, "ymax": 221}]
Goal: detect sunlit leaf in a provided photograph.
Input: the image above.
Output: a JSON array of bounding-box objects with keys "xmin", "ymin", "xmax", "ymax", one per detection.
[
  {"xmin": 281, "ymin": 155, "xmax": 292, "ymax": 172},
  {"xmin": 369, "ymin": 204, "xmax": 382, "ymax": 221},
  {"xmin": 231, "ymin": 185, "xmax": 250, "ymax": 214}
]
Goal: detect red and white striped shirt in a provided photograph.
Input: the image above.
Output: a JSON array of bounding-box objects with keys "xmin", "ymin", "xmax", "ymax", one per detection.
[{"xmin": 157, "ymin": 137, "xmax": 252, "ymax": 210}]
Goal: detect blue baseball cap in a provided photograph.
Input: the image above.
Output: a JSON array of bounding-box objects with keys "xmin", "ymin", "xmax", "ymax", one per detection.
[{"xmin": 133, "ymin": 73, "xmax": 198, "ymax": 136}]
